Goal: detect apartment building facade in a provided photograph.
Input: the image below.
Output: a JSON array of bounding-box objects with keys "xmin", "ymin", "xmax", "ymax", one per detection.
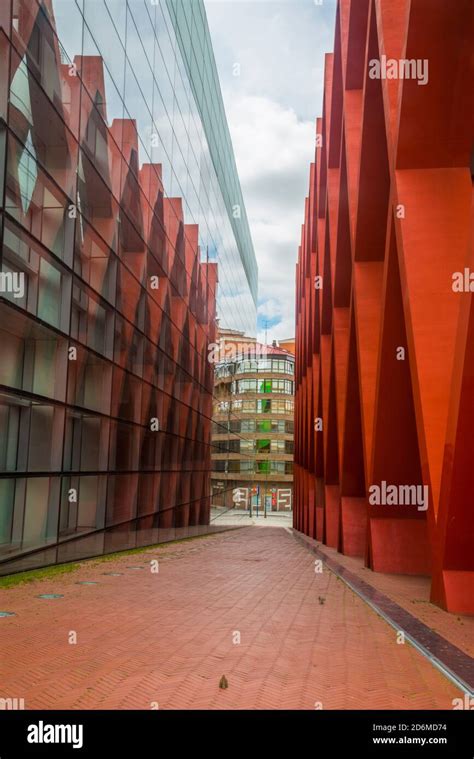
[{"xmin": 212, "ymin": 331, "xmax": 294, "ymax": 512}]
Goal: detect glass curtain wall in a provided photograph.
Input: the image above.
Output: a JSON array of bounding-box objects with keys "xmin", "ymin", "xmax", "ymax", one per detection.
[{"xmin": 0, "ymin": 0, "xmax": 258, "ymax": 573}]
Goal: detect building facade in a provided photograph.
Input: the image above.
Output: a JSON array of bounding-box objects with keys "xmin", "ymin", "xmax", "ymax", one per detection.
[
  {"xmin": 0, "ymin": 0, "xmax": 257, "ymax": 573},
  {"xmin": 212, "ymin": 331, "xmax": 294, "ymax": 512},
  {"xmin": 294, "ymin": 0, "xmax": 473, "ymax": 613}
]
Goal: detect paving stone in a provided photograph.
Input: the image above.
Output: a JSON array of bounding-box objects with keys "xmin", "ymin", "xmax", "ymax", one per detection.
[{"xmin": 0, "ymin": 528, "xmax": 462, "ymax": 709}]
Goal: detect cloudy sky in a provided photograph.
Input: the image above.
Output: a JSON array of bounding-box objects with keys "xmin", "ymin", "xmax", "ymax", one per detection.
[{"xmin": 205, "ymin": 0, "xmax": 337, "ymax": 343}]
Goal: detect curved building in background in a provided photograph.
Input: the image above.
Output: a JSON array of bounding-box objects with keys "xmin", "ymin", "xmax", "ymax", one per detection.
[{"xmin": 212, "ymin": 330, "xmax": 294, "ymax": 513}]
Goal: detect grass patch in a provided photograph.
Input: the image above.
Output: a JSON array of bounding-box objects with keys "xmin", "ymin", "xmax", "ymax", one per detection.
[
  {"xmin": 0, "ymin": 562, "xmax": 80, "ymax": 589},
  {"xmin": 0, "ymin": 527, "xmax": 237, "ymax": 588}
]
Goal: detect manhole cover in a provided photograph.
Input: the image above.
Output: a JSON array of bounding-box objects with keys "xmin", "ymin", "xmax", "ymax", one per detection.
[
  {"xmin": 37, "ymin": 594, "xmax": 64, "ymax": 599},
  {"xmin": 0, "ymin": 611, "xmax": 15, "ymax": 617}
]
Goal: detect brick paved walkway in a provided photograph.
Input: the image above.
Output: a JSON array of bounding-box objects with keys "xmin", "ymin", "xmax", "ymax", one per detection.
[
  {"xmin": 0, "ymin": 527, "xmax": 462, "ymax": 709},
  {"xmin": 311, "ymin": 541, "xmax": 474, "ymax": 658}
]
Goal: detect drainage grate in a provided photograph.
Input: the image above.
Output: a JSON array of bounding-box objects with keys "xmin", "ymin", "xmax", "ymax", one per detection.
[
  {"xmin": 126, "ymin": 566, "xmax": 144, "ymax": 570},
  {"xmin": 102, "ymin": 572, "xmax": 123, "ymax": 576},
  {"xmin": 75, "ymin": 581, "xmax": 98, "ymax": 585},
  {"xmin": 37, "ymin": 594, "xmax": 64, "ymax": 600},
  {"xmin": 0, "ymin": 611, "xmax": 15, "ymax": 617}
]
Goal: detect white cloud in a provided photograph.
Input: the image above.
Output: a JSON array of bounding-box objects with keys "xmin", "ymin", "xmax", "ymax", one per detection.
[
  {"xmin": 222, "ymin": 93, "xmax": 312, "ymax": 342},
  {"xmin": 205, "ymin": 0, "xmax": 336, "ymax": 343},
  {"xmin": 206, "ymin": 0, "xmax": 336, "ymax": 121}
]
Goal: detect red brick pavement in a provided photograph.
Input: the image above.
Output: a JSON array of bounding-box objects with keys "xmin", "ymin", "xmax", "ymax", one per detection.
[
  {"xmin": 311, "ymin": 541, "xmax": 474, "ymax": 658},
  {"xmin": 0, "ymin": 527, "xmax": 463, "ymax": 709}
]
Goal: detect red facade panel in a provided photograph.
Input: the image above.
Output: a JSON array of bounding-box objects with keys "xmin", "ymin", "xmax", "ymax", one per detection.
[{"xmin": 294, "ymin": 0, "xmax": 474, "ymax": 613}]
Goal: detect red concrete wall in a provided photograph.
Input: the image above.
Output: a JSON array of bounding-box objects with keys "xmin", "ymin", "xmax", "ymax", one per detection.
[{"xmin": 294, "ymin": 0, "xmax": 474, "ymax": 613}]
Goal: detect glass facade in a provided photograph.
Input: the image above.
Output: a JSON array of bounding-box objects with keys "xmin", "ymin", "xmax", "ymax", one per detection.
[
  {"xmin": 231, "ymin": 379, "xmax": 294, "ymax": 395},
  {"xmin": 166, "ymin": 0, "xmax": 258, "ymax": 311},
  {"xmin": 215, "ymin": 357, "xmax": 294, "ymax": 378},
  {"xmin": 213, "ymin": 399, "xmax": 294, "ymax": 415},
  {"xmin": 0, "ymin": 0, "xmax": 257, "ymax": 573},
  {"xmin": 212, "ymin": 460, "xmax": 293, "ymax": 476}
]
